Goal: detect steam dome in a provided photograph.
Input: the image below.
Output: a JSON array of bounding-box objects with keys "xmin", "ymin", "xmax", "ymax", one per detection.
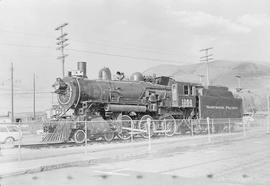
[
  {"xmin": 130, "ymin": 72, "xmax": 144, "ymax": 81},
  {"xmin": 98, "ymin": 67, "xmax": 112, "ymax": 80}
]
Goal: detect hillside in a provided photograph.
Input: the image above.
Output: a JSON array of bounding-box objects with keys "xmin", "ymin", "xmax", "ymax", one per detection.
[{"xmin": 144, "ymin": 60, "xmax": 270, "ymax": 110}]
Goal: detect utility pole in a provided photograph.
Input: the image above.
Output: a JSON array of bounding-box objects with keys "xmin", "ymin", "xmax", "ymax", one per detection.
[
  {"xmin": 198, "ymin": 74, "xmax": 205, "ymax": 84},
  {"xmin": 235, "ymin": 75, "xmax": 241, "ymax": 91},
  {"xmin": 267, "ymin": 95, "xmax": 270, "ymax": 114},
  {"xmin": 55, "ymin": 23, "xmax": 69, "ymax": 77},
  {"xmin": 51, "ymin": 92, "xmax": 54, "ymax": 105},
  {"xmin": 200, "ymin": 47, "xmax": 213, "ymax": 86},
  {"xmin": 266, "ymin": 94, "xmax": 270, "ymax": 134},
  {"xmin": 33, "ymin": 73, "xmax": 36, "ymax": 120},
  {"xmin": 11, "ymin": 62, "xmax": 14, "ymax": 123}
]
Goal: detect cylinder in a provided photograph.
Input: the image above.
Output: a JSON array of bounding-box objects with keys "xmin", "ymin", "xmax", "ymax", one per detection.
[
  {"xmin": 77, "ymin": 62, "xmax": 87, "ymax": 78},
  {"xmin": 105, "ymin": 104, "xmax": 146, "ymax": 112}
]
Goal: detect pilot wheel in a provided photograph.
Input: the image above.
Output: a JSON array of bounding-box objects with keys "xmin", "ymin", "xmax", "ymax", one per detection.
[
  {"xmin": 103, "ymin": 132, "xmax": 115, "ymax": 142},
  {"xmin": 74, "ymin": 130, "xmax": 86, "ymax": 144}
]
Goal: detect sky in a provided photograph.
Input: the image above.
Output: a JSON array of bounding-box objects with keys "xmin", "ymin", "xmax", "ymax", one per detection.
[{"xmin": 0, "ymin": 0, "xmax": 270, "ymax": 114}]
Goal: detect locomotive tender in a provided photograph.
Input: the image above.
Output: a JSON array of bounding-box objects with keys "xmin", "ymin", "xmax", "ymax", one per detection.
[{"xmin": 48, "ymin": 62, "xmax": 242, "ymax": 143}]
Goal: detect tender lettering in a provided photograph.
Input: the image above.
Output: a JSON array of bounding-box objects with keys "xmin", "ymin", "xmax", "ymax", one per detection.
[{"xmin": 206, "ymin": 105, "xmax": 238, "ymax": 110}]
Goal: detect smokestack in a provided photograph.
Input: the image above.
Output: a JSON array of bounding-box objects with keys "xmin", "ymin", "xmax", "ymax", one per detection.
[{"xmin": 77, "ymin": 62, "xmax": 87, "ymax": 78}]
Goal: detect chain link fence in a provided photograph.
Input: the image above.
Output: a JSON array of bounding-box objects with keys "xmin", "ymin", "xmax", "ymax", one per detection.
[{"xmin": 0, "ymin": 114, "xmax": 269, "ymax": 160}]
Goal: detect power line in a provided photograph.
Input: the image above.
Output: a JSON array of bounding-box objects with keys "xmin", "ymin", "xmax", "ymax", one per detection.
[
  {"xmin": 0, "ymin": 43, "xmax": 53, "ymax": 49},
  {"xmin": 0, "ymin": 42, "xmax": 186, "ymax": 64},
  {"xmin": 0, "ymin": 28, "xmax": 192, "ymax": 59},
  {"xmin": 0, "ymin": 82, "xmax": 53, "ymax": 92},
  {"xmin": 0, "ymin": 87, "xmax": 52, "ymax": 92},
  {"xmin": 68, "ymin": 48, "xmax": 184, "ymax": 64},
  {"xmin": 0, "ymin": 28, "xmax": 184, "ymax": 56},
  {"xmin": 0, "ymin": 28, "xmax": 55, "ymax": 39},
  {"xmin": 0, "ymin": 42, "xmax": 181, "ymax": 60},
  {"xmin": 72, "ymin": 39, "xmax": 185, "ymax": 57},
  {"xmin": 0, "ymin": 91, "xmax": 53, "ymax": 95}
]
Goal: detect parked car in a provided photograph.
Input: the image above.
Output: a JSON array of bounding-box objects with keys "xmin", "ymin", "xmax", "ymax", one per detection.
[
  {"xmin": 243, "ymin": 113, "xmax": 255, "ymax": 123},
  {"xmin": 36, "ymin": 129, "xmax": 45, "ymax": 135},
  {"xmin": 0, "ymin": 125, "xmax": 22, "ymax": 144}
]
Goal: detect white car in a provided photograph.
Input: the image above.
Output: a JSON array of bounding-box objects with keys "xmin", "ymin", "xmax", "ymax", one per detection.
[
  {"xmin": 36, "ymin": 129, "xmax": 45, "ymax": 135},
  {"xmin": 0, "ymin": 125, "xmax": 22, "ymax": 144},
  {"xmin": 243, "ymin": 114, "xmax": 255, "ymax": 124}
]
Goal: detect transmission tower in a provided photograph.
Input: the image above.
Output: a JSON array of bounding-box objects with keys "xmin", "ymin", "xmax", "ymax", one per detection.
[
  {"xmin": 200, "ymin": 47, "xmax": 213, "ymax": 86},
  {"xmin": 55, "ymin": 23, "xmax": 69, "ymax": 77}
]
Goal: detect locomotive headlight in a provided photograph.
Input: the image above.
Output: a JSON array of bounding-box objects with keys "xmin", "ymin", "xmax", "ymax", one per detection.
[{"xmin": 53, "ymin": 82, "xmax": 60, "ymax": 91}]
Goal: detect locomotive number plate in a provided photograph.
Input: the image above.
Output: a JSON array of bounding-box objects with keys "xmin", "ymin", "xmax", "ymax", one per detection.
[{"xmin": 181, "ymin": 98, "xmax": 193, "ymax": 107}]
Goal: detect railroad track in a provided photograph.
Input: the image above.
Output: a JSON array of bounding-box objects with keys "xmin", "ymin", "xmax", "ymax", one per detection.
[
  {"xmin": 13, "ymin": 129, "xmax": 251, "ymax": 150},
  {"xmin": 14, "ymin": 132, "xmax": 200, "ymax": 149},
  {"xmin": 14, "ymin": 142, "xmax": 83, "ymax": 149},
  {"xmin": 14, "ymin": 136, "xmax": 147, "ymax": 149}
]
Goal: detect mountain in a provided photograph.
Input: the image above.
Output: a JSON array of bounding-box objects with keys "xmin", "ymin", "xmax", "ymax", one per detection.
[{"xmin": 144, "ymin": 60, "xmax": 270, "ymax": 111}]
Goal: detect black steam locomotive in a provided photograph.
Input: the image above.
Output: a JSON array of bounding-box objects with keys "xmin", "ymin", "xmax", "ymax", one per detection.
[{"xmin": 44, "ymin": 62, "xmax": 242, "ymax": 143}]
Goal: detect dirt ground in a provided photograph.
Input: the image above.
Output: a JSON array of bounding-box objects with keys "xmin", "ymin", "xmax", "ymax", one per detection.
[{"xmin": 1, "ymin": 129, "xmax": 270, "ymax": 186}]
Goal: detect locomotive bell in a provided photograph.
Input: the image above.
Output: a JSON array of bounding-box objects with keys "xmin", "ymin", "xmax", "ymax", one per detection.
[{"xmin": 130, "ymin": 72, "xmax": 144, "ymax": 81}]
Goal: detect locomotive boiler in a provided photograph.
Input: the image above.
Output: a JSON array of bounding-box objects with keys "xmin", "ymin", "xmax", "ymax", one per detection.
[{"xmin": 45, "ymin": 62, "xmax": 243, "ymax": 143}]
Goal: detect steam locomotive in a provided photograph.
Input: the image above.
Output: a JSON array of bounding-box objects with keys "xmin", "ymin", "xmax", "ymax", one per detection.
[{"xmin": 44, "ymin": 62, "xmax": 242, "ymax": 143}]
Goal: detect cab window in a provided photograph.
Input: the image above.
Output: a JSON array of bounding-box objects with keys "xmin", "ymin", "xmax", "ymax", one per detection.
[{"xmin": 184, "ymin": 85, "xmax": 189, "ymax": 95}]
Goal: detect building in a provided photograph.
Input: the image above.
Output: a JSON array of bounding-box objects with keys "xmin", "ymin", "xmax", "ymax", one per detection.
[
  {"xmin": 0, "ymin": 112, "xmax": 12, "ymax": 123},
  {"xmin": 0, "ymin": 111, "xmax": 47, "ymax": 123}
]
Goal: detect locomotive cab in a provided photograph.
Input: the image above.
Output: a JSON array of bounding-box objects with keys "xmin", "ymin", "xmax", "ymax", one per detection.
[
  {"xmin": 155, "ymin": 76, "xmax": 175, "ymax": 86},
  {"xmin": 171, "ymin": 82, "xmax": 197, "ymax": 108}
]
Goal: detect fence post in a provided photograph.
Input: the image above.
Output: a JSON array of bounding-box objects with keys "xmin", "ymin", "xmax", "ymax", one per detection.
[
  {"xmin": 18, "ymin": 122, "xmax": 22, "ymax": 161},
  {"xmin": 190, "ymin": 119, "xmax": 194, "ymax": 136},
  {"xmin": 85, "ymin": 120, "xmax": 87, "ymax": 155},
  {"xmin": 267, "ymin": 115, "xmax": 270, "ymax": 134},
  {"xmin": 228, "ymin": 118, "xmax": 231, "ymax": 134},
  {"xmin": 207, "ymin": 117, "xmax": 211, "ymax": 143},
  {"xmin": 131, "ymin": 120, "xmax": 134, "ymax": 143},
  {"xmin": 267, "ymin": 95, "xmax": 270, "ymax": 134},
  {"xmin": 211, "ymin": 119, "xmax": 214, "ymax": 134},
  {"xmin": 47, "ymin": 119, "xmax": 50, "ymax": 141},
  {"xmin": 242, "ymin": 118, "xmax": 246, "ymax": 137},
  {"xmin": 165, "ymin": 119, "xmax": 168, "ymax": 138},
  {"xmin": 147, "ymin": 118, "xmax": 151, "ymax": 152}
]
